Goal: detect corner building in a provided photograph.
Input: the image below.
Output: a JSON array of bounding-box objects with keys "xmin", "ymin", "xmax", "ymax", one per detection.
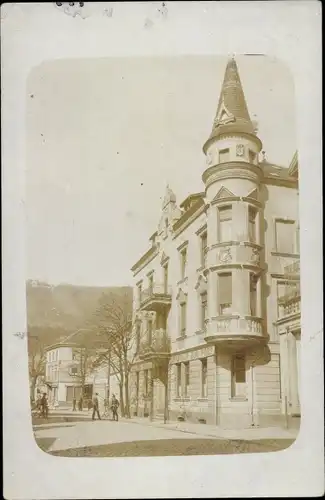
[{"xmin": 130, "ymin": 58, "xmax": 300, "ymax": 429}]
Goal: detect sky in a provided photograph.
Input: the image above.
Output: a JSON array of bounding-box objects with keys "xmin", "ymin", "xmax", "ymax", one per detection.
[{"xmin": 26, "ymin": 55, "xmax": 296, "ymax": 287}]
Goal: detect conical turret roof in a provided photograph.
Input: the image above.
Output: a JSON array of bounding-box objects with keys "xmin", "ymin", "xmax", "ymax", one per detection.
[{"xmin": 203, "ymin": 57, "xmax": 261, "ymax": 153}]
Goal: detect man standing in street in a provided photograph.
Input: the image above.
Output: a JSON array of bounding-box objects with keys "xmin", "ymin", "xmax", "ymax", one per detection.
[
  {"xmin": 111, "ymin": 394, "xmax": 119, "ymax": 422},
  {"xmin": 92, "ymin": 393, "xmax": 101, "ymax": 421},
  {"xmin": 41, "ymin": 392, "xmax": 49, "ymax": 419}
]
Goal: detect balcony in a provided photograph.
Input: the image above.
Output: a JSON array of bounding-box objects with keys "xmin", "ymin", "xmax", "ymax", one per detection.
[
  {"xmin": 278, "ymin": 282, "xmax": 301, "ymax": 318},
  {"xmin": 210, "ymin": 241, "xmax": 263, "ymax": 269},
  {"xmin": 138, "ymin": 328, "xmax": 171, "ymax": 363},
  {"xmin": 204, "ymin": 315, "xmax": 265, "ymax": 349},
  {"xmin": 140, "ymin": 284, "xmax": 172, "ymax": 312},
  {"xmin": 284, "ymin": 259, "xmax": 300, "ymax": 277}
]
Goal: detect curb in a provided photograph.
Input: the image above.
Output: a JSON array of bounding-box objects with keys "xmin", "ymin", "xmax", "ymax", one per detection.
[{"xmin": 119, "ymin": 418, "xmax": 297, "ymax": 444}]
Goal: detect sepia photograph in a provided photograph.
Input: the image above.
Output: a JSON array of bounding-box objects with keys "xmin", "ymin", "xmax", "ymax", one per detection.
[
  {"xmin": 27, "ymin": 54, "xmax": 301, "ymax": 457},
  {"xmin": 2, "ymin": 2, "xmax": 323, "ymax": 499}
]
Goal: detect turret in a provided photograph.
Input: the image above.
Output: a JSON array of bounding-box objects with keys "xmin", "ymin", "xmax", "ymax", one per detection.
[{"xmin": 202, "ymin": 58, "xmax": 266, "ymax": 350}]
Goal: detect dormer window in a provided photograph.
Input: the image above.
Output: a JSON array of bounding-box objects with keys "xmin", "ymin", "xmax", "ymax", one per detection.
[
  {"xmin": 219, "ymin": 148, "xmax": 230, "ymax": 163},
  {"xmin": 249, "ymin": 150, "xmax": 256, "ymax": 164}
]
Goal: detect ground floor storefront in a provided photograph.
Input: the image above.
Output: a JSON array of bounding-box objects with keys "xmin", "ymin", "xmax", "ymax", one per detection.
[{"xmin": 130, "ymin": 342, "xmax": 297, "ymax": 429}]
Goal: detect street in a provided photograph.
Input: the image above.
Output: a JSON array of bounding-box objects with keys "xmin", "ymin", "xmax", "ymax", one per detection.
[{"xmin": 33, "ymin": 412, "xmax": 297, "ymax": 457}]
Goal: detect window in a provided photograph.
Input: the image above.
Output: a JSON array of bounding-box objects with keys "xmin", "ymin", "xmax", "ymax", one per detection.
[
  {"xmin": 275, "ymin": 219, "xmax": 296, "ymax": 254},
  {"xmin": 70, "ymin": 366, "xmax": 78, "ymax": 376},
  {"xmin": 176, "ymin": 364, "xmax": 182, "ymax": 397},
  {"xmin": 218, "ymin": 206, "xmax": 232, "ymax": 242},
  {"xmin": 296, "ymin": 224, "xmax": 300, "ymax": 254},
  {"xmin": 201, "ymin": 232, "xmax": 208, "ymax": 267},
  {"xmin": 231, "ymin": 354, "xmax": 246, "ymax": 398},
  {"xmin": 184, "ymin": 362, "xmax": 190, "ymax": 397},
  {"xmin": 201, "ymin": 359, "xmax": 208, "ymax": 398},
  {"xmin": 147, "ymin": 319, "xmax": 153, "ymax": 344},
  {"xmin": 137, "ymin": 282, "xmax": 142, "ymax": 305},
  {"xmin": 219, "ymin": 273, "xmax": 232, "ymax": 315},
  {"xmin": 250, "ymin": 273, "xmax": 258, "ymax": 317},
  {"xmin": 180, "ymin": 301, "xmax": 187, "ymax": 336},
  {"xmin": 163, "ymin": 263, "xmax": 168, "ymax": 293},
  {"xmin": 201, "ymin": 292, "xmax": 208, "ymax": 331},
  {"xmin": 136, "ymin": 322, "xmax": 141, "ymax": 352},
  {"xmin": 277, "ymin": 281, "xmax": 286, "ymax": 316},
  {"xmin": 248, "ymin": 206, "xmax": 257, "ymax": 243},
  {"xmin": 144, "ymin": 369, "xmax": 149, "ymax": 396},
  {"xmin": 180, "ymin": 247, "xmax": 188, "ymax": 280},
  {"xmin": 219, "ymin": 148, "xmax": 230, "ymax": 163},
  {"xmin": 136, "ymin": 372, "xmax": 140, "ymax": 399},
  {"xmin": 249, "ymin": 150, "xmax": 256, "ymax": 164},
  {"xmin": 148, "ymin": 274, "xmax": 154, "ymax": 294}
]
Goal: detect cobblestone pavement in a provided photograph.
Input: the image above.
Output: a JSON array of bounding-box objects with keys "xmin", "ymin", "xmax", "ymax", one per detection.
[{"xmin": 33, "ymin": 413, "xmax": 296, "ymax": 457}]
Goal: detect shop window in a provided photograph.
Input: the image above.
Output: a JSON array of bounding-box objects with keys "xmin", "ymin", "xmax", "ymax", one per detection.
[
  {"xmin": 231, "ymin": 354, "xmax": 246, "ymax": 398},
  {"xmin": 176, "ymin": 364, "xmax": 182, "ymax": 397},
  {"xmin": 201, "ymin": 358, "xmax": 208, "ymax": 398}
]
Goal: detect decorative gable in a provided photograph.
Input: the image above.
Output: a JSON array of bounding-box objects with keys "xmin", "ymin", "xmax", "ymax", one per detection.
[
  {"xmin": 176, "ymin": 288, "xmax": 187, "ymax": 303},
  {"xmin": 160, "ymin": 252, "xmax": 169, "ymax": 265},
  {"xmin": 213, "ymin": 186, "xmax": 236, "ymax": 201},
  {"xmin": 195, "ymin": 274, "xmax": 208, "ymax": 294},
  {"xmin": 246, "ymin": 188, "xmax": 258, "ymax": 200},
  {"xmin": 213, "ymin": 98, "xmax": 235, "ymax": 128}
]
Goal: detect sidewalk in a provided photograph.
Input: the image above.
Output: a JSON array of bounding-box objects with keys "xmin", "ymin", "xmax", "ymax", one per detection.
[
  {"xmin": 128, "ymin": 416, "xmax": 298, "ymax": 441},
  {"xmin": 37, "ymin": 409, "xmax": 298, "ymax": 441}
]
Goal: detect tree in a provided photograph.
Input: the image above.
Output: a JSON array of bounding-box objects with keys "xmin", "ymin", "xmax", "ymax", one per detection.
[
  {"xmin": 28, "ymin": 330, "xmax": 46, "ymax": 403},
  {"xmin": 91, "ymin": 291, "xmax": 134, "ymax": 418}
]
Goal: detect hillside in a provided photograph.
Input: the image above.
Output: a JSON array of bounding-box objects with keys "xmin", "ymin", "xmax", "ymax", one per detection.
[{"xmin": 26, "ymin": 280, "xmax": 133, "ymax": 347}]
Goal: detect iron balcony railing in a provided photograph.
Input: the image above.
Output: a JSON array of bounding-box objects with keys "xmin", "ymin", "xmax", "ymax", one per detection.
[
  {"xmin": 140, "ymin": 284, "xmax": 172, "ymax": 305},
  {"xmin": 284, "ymin": 259, "xmax": 300, "ymax": 277},
  {"xmin": 139, "ymin": 328, "xmax": 171, "ymax": 357},
  {"xmin": 278, "ymin": 281, "xmax": 301, "ymax": 306}
]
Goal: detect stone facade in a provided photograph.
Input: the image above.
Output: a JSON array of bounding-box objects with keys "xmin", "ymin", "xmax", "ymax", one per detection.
[{"xmin": 130, "ymin": 58, "xmax": 300, "ymax": 429}]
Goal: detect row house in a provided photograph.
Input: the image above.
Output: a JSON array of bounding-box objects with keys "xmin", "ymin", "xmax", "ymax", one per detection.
[{"xmin": 129, "ymin": 57, "xmax": 300, "ymax": 429}]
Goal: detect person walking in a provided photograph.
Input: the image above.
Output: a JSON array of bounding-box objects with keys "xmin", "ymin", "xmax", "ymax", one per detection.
[
  {"xmin": 41, "ymin": 392, "xmax": 49, "ymax": 419},
  {"xmin": 92, "ymin": 393, "xmax": 101, "ymax": 421},
  {"xmin": 103, "ymin": 397, "xmax": 110, "ymax": 418},
  {"xmin": 72, "ymin": 397, "xmax": 77, "ymax": 412},
  {"xmin": 36, "ymin": 393, "xmax": 43, "ymax": 417},
  {"xmin": 111, "ymin": 394, "xmax": 119, "ymax": 422}
]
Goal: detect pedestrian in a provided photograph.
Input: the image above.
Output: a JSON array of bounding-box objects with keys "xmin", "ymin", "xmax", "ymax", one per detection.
[
  {"xmin": 103, "ymin": 397, "xmax": 110, "ymax": 418},
  {"xmin": 41, "ymin": 392, "xmax": 49, "ymax": 419},
  {"xmin": 72, "ymin": 397, "xmax": 77, "ymax": 411},
  {"xmin": 36, "ymin": 393, "xmax": 42, "ymax": 416},
  {"xmin": 92, "ymin": 393, "xmax": 101, "ymax": 421},
  {"xmin": 111, "ymin": 394, "xmax": 119, "ymax": 422},
  {"xmin": 78, "ymin": 395, "xmax": 83, "ymax": 411}
]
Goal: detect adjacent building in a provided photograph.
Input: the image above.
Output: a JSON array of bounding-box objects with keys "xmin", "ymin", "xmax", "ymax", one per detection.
[
  {"xmin": 44, "ymin": 336, "xmax": 119, "ymax": 408},
  {"xmin": 129, "ymin": 57, "xmax": 300, "ymax": 429}
]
